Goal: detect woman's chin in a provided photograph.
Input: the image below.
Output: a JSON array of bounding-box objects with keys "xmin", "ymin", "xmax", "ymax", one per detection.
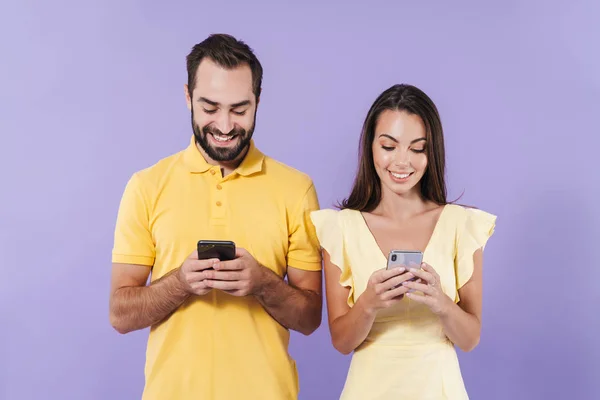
[{"xmin": 384, "ymin": 182, "xmax": 419, "ymax": 197}]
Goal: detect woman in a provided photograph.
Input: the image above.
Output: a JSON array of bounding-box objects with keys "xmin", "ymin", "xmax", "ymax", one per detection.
[{"xmin": 311, "ymin": 84, "xmax": 496, "ymax": 399}]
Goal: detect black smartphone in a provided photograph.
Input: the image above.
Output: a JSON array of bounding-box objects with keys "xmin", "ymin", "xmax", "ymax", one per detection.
[{"xmin": 197, "ymin": 240, "xmax": 236, "ymax": 261}]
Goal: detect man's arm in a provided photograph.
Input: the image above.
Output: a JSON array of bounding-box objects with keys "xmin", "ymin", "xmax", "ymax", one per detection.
[
  {"xmin": 109, "ymin": 263, "xmax": 189, "ymax": 334},
  {"xmin": 254, "ymin": 180, "xmax": 323, "ymax": 335},
  {"xmin": 203, "ymin": 179, "xmax": 323, "ymax": 334},
  {"xmin": 254, "ymin": 266, "xmax": 322, "ymax": 335},
  {"xmin": 203, "ymin": 248, "xmax": 322, "ymax": 335},
  {"xmin": 109, "ymin": 252, "xmax": 218, "ymax": 334}
]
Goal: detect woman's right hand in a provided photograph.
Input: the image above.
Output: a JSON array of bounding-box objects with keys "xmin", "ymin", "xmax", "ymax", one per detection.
[{"xmin": 358, "ymin": 267, "xmax": 414, "ymax": 316}]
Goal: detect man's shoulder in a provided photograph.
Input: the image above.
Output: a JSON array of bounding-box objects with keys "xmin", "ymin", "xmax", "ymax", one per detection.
[
  {"xmin": 129, "ymin": 149, "xmax": 186, "ymax": 188},
  {"xmin": 262, "ymin": 155, "xmax": 314, "ymax": 190}
]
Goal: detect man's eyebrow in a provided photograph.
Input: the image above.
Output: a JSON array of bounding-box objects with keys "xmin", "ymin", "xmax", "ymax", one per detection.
[
  {"xmin": 230, "ymin": 100, "xmax": 251, "ymax": 108},
  {"xmin": 198, "ymin": 98, "xmax": 251, "ymax": 108},
  {"xmin": 199, "ymin": 97, "xmax": 218, "ymax": 106}
]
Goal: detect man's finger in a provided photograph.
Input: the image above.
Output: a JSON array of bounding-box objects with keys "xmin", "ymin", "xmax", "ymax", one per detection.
[
  {"xmin": 235, "ymin": 247, "xmax": 249, "ymax": 258},
  {"xmin": 187, "ymin": 250, "xmax": 199, "ymax": 259},
  {"xmin": 215, "ymin": 259, "xmax": 243, "ymax": 271},
  {"xmin": 189, "ymin": 259, "xmax": 219, "ymax": 272},
  {"xmin": 190, "ymin": 281, "xmax": 208, "ymax": 291},
  {"xmin": 186, "ymin": 272, "xmax": 206, "ymax": 283},
  {"xmin": 205, "ymin": 280, "xmax": 243, "ymax": 291},
  {"xmin": 203, "ymin": 270, "xmax": 242, "ymax": 281}
]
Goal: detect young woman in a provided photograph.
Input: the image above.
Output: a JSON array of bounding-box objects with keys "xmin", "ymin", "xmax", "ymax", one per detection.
[{"xmin": 311, "ymin": 84, "xmax": 496, "ymax": 399}]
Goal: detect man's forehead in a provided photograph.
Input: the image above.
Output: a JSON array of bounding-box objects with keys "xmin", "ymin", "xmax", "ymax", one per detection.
[{"xmin": 195, "ymin": 59, "xmax": 253, "ymax": 95}]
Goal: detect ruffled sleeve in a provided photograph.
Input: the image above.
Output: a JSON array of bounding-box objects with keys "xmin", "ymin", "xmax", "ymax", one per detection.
[
  {"xmin": 310, "ymin": 209, "xmax": 355, "ymax": 307},
  {"xmin": 454, "ymin": 207, "xmax": 497, "ymax": 301}
]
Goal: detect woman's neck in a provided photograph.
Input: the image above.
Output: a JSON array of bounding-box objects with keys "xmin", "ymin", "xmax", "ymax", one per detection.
[{"xmin": 373, "ymin": 187, "xmax": 430, "ymax": 222}]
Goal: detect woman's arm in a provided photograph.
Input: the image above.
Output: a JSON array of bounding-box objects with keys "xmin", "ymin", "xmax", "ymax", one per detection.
[
  {"xmin": 404, "ymin": 249, "xmax": 484, "ymax": 352},
  {"xmin": 324, "ymin": 250, "xmax": 412, "ymax": 354},
  {"xmin": 438, "ymin": 248, "xmax": 483, "ymax": 351}
]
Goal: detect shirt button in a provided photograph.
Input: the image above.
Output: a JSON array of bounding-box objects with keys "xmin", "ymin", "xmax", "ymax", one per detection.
[
  {"xmin": 216, "ymin": 201, "xmax": 222, "ymax": 207},
  {"xmin": 216, "ymin": 184, "xmax": 222, "ymax": 190},
  {"xmin": 210, "ymin": 170, "xmax": 216, "ymax": 175}
]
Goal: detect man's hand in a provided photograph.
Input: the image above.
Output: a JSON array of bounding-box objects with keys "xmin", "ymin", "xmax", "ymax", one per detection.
[
  {"xmin": 203, "ymin": 248, "xmax": 274, "ymax": 296},
  {"xmin": 202, "ymin": 247, "xmax": 321, "ymax": 334},
  {"xmin": 177, "ymin": 250, "xmax": 220, "ymax": 296}
]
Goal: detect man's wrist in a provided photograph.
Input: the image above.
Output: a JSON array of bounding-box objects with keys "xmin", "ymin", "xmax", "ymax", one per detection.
[
  {"xmin": 167, "ymin": 267, "xmax": 191, "ymax": 298},
  {"xmin": 253, "ymin": 265, "xmax": 280, "ymax": 299}
]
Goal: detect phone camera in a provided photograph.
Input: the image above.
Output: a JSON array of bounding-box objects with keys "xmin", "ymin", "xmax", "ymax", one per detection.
[{"xmin": 391, "ymin": 254, "xmax": 397, "ymax": 262}]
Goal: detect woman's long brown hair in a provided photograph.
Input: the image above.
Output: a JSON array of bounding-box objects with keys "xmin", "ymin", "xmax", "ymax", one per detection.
[{"xmin": 340, "ymin": 84, "xmax": 447, "ymax": 212}]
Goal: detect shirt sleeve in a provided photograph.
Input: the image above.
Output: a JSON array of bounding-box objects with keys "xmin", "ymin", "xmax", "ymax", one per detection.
[
  {"xmin": 111, "ymin": 173, "xmax": 155, "ymax": 266},
  {"xmin": 310, "ymin": 209, "xmax": 355, "ymax": 307},
  {"xmin": 454, "ymin": 207, "xmax": 497, "ymax": 302},
  {"xmin": 286, "ymin": 180, "xmax": 323, "ymax": 271}
]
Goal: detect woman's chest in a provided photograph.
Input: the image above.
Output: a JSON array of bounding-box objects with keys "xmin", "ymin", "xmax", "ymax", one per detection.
[{"xmin": 345, "ymin": 211, "xmax": 458, "ymax": 300}]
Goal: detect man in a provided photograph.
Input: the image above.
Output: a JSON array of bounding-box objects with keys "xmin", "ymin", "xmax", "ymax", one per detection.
[{"xmin": 109, "ymin": 34, "xmax": 323, "ymax": 400}]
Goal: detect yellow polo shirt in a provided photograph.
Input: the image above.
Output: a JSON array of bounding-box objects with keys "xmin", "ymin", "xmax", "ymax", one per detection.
[{"xmin": 112, "ymin": 136, "xmax": 322, "ymax": 400}]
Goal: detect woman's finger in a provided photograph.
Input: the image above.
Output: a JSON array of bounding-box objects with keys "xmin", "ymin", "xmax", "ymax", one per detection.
[
  {"xmin": 382, "ymin": 284, "xmax": 410, "ymax": 300},
  {"xmin": 402, "ymin": 280, "xmax": 435, "ymax": 296},
  {"xmin": 421, "ymin": 263, "xmax": 441, "ymax": 283},
  {"xmin": 409, "ymin": 267, "xmax": 435, "ymax": 284},
  {"xmin": 373, "ymin": 267, "xmax": 406, "ymax": 283},
  {"xmin": 405, "ymin": 291, "xmax": 433, "ymax": 306},
  {"xmin": 380, "ymin": 271, "xmax": 414, "ymax": 291}
]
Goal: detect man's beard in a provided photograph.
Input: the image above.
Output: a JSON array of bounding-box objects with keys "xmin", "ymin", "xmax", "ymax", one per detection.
[{"xmin": 192, "ymin": 109, "xmax": 255, "ymax": 162}]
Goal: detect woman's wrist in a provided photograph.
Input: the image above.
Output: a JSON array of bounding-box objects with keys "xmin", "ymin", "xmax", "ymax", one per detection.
[{"xmin": 356, "ymin": 294, "xmax": 376, "ymax": 318}]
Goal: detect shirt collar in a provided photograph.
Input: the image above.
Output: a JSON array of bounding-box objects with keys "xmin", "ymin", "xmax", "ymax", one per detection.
[{"xmin": 181, "ymin": 136, "xmax": 264, "ymax": 176}]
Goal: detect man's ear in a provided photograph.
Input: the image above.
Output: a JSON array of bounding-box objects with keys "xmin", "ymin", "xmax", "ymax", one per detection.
[
  {"xmin": 255, "ymin": 87, "xmax": 262, "ymax": 106},
  {"xmin": 184, "ymin": 84, "xmax": 192, "ymax": 111}
]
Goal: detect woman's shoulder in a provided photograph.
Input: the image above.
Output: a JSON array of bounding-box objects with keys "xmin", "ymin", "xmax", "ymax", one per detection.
[
  {"xmin": 444, "ymin": 203, "xmax": 497, "ymax": 221},
  {"xmin": 311, "ymin": 207, "xmax": 360, "ymax": 219},
  {"xmin": 310, "ymin": 207, "xmax": 363, "ymax": 232},
  {"xmin": 442, "ymin": 203, "xmax": 497, "ymax": 239}
]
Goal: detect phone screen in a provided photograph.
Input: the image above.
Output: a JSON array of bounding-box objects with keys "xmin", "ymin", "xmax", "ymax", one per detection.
[
  {"xmin": 387, "ymin": 251, "xmax": 423, "ymax": 270},
  {"xmin": 197, "ymin": 240, "xmax": 236, "ymax": 261}
]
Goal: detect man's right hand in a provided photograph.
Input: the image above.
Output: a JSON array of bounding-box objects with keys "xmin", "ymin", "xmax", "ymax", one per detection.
[{"xmin": 177, "ymin": 250, "xmax": 219, "ymax": 296}]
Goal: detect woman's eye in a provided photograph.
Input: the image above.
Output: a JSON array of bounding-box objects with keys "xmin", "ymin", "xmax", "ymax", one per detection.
[{"xmin": 382, "ymin": 146, "xmax": 394, "ymax": 151}]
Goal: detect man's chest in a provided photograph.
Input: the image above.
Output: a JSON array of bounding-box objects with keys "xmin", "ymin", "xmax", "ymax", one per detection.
[{"xmin": 149, "ymin": 181, "xmax": 292, "ymax": 277}]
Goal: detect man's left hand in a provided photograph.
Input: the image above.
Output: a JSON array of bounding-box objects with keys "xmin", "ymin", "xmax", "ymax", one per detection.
[{"xmin": 203, "ymin": 248, "xmax": 274, "ymax": 296}]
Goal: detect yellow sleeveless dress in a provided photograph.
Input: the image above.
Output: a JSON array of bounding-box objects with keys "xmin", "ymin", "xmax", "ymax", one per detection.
[{"xmin": 310, "ymin": 204, "xmax": 496, "ymax": 400}]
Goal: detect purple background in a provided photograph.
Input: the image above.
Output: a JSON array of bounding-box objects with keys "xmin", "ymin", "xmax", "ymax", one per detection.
[{"xmin": 1, "ymin": 1, "xmax": 599, "ymax": 399}]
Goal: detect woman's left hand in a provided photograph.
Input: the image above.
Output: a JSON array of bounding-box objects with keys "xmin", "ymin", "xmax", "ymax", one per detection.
[{"xmin": 403, "ymin": 262, "xmax": 454, "ymax": 316}]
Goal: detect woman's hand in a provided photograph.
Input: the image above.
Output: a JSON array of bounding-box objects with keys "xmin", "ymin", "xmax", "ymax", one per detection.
[
  {"xmin": 358, "ymin": 267, "xmax": 414, "ymax": 316},
  {"xmin": 403, "ymin": 262, "xmax": 454, "ymax": 316}
]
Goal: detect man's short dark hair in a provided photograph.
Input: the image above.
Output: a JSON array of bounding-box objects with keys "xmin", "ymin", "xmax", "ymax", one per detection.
[{"xmin": 186, "ymin": 34, "xmax": 263, "ymax": 99}]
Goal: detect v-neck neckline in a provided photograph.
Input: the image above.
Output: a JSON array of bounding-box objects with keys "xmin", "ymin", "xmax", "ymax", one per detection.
[{"xmin": 356, "ymin": 204, "xmax": 449, "ymax": 262}]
